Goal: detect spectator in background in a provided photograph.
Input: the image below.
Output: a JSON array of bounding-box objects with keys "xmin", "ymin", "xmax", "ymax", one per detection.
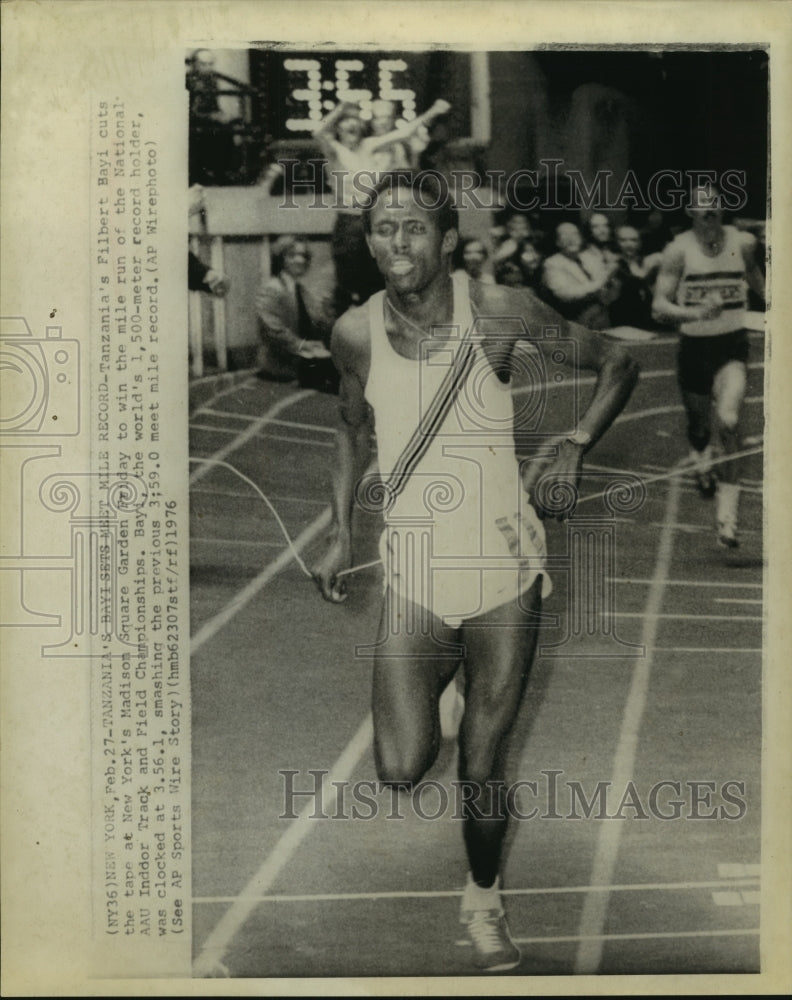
[
  {"xmin": 582, "ymin": 212, "xmax": 619, "ymax": 267},
  {"xmin": 417, "ymin": 112, "xmax": 458, "ymax": 189},
  {"xmin": 609, "ymin": 224, "xmax": 662, "ymax": 329},
  {"xmin": 491, "ymin": 211, "xmax": 535, "ymax": 265},
  {"xmin": 541, "ymin": 221, "xmax": 620, "ymax": 327},
  {"xmin": 494, "ymin": 256, "xmax": 526, "ymax": 288},
  {"xmin": 515, "ymin": 239, "xmax": 544, "ymax": 293},
  {"xmin": 640, "ymin": 209, "xmax": 674, "ymax": 256},
  {"xmin": 493, "ymin": 240, "xmax": 545, "ymax": 293},
  {"xmin": 189, "ymin": 253, "xmax": 230, "ymax": 297},
  {"xmin": 452, "ymin": 238, "xmax": 494, "ymax": 283},
  {"xmin": 255, "ymin": 236, "xmax": 338, "ymax": 393},
  {"xmin": 369, "ymin": 100, "xmax": 423, "ymax": 171},
  {"xmin": 186, "ymin": 48, "xmax": 240, "ymax": 185},
  {"xmin": 188, "ymin": 184, "xmax": 230, "ymax": 296}
]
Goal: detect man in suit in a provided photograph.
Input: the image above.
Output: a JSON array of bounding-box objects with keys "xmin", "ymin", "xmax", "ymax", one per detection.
[
  {"xmin": 541, "ymin": 221, "xmax": 620, "ymax": 328},
  {"xmin": 256, "ymin": 236, "xmax": 339, "ymax": 393}
]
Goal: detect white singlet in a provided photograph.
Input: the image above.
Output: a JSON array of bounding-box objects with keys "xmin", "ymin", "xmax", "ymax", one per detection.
[{"xmin": 364, "ymin": 272, "xmax": 551, "ymax": 627}]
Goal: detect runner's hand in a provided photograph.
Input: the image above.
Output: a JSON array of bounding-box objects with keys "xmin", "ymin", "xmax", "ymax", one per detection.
[
  {"xmin": 312, "ymin": 537, "xmax": 351, "ymax": 603},
  {"xmin": 521, "ymin": 439, "xmax": 584, "ymax": 521},
  {"xmin": 697, "ymin": 292, "xmax": 723, "ymax": 320}
]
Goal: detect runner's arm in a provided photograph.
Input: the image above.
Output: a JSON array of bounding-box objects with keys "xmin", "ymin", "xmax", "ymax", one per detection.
[
  {"xmin": 503, "ymin": 286, "xmax": 641, "ymax": 516},
  {"xmin": 740, "ymin": 232, "xmax": 766, "ymax": 302},
  {"xmin": 312, "ymin": 316, "xmax": 373, "ymax": 601},
  {"xmin": 651, "ymin": 243, "xmax": 720, "ymax": 325}
]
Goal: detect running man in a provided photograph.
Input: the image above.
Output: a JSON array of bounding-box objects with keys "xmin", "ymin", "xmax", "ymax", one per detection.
[
  {"xmin": 652, "ymin": 183, "xmax": 765, "ymax": 547},
  {"xmin": 312, "ymin": 173, "xmax": 639, "ymax": 971}
]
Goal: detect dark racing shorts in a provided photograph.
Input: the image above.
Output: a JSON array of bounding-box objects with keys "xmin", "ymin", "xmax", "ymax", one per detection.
[{"xmin": 677, "ymin": 330, "xmax": 749, "ymax": 395}]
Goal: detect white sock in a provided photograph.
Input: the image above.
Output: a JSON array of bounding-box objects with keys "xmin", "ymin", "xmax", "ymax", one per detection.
[
  {"xmin": 689, "ymin": 445, "xmax": 713, "ymax": 474},
  {"xmin": 716, "ymin": 481, "xmax": 740, "ymax": 527},
  {"xmin": 461, "ymin": 873, "xmax": 503, "ymax": 916}
]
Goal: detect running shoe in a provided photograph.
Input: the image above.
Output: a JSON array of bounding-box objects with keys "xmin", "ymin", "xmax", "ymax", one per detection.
[
  {"xmin": 717, "ymin": 520, "xmax": 739, "ymax": 549},
  {"xmin": 461, "ymin": 908, "xmax": 521, "ymax": 972}
]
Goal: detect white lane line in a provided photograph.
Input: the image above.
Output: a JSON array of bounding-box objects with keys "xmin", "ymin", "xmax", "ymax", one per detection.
[
  {"xmin": 511, "ymin": 361, "xmax": 764, "ymax": 399},
  {"xmin": 193, "ymin": 878, "xmax": 759, "ymax": 904},
  {"xmin": 193, "ymin": 408, "xmax": 255, "ymax": 421},
  {"xmin": 614, "ymin": 396, "xmax": 762, "ymax": 426},
  {"xmin": 466, "ymin": 928, "xmax": 759, "ymax": 947},
  {"xmin": 191, "ymin": 538, "xmax": 285, "ymax": 548},
  {"xmin": 609, "ymin": 612, "xmax": 763, "ymax": 623},
  {"xmin": 190, "ymin": 509, "xmax": 331, "ymax": 655},
  {"xmin": 189, "ymin": 389, "xmax": 314, "ymax": 488},
  {"xmin": 609, "ymin": 578, "xmax": 761, "ymax": 589},
  {"xmin": 636, "ymin": 471, "xmax": 764, "ymax": 498},
  {"xmin": 651, "ymin": 647, "xmax": 762, "ymax": 654},
  {"xmin": 190, "ymin": 374, "xmax": 259, "ymax": 413},
  {"xmin": 649, "ymin": 522, "xmax": 760, "ymax": 535},
  {"xmin": 190, "ymin": 422, "xmax": 244, "ymax": 434},
  {"xmin": 198, "ymin": 409, "xmax": 337, "ymax": 435},
  {"xmin": 190, "ymin": 423, "xmax": 333, "ymax": 449},
  {"xmin": 713, "ymin": 598, "xmax": 763, "ymax": 605},
  {"xmin": 192, "ymin": 486, "xmax": 327, "ymax": 506},
  {"xmin": 192, "ymin": 713, "xmax": 374, "ymax": 978},
  {"xmin": 574, "ymin": 473, "xmax": 680, "ymax": 975}
]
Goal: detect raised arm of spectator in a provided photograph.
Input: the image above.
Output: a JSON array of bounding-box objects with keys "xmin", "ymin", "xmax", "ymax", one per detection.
[
  {"xmin": 365, "ymin": 99, "xmax": 452, "ymax": 154},
  {"xmin": 311, "ymin": 101, "xmax": 359, "ymax": 156}
]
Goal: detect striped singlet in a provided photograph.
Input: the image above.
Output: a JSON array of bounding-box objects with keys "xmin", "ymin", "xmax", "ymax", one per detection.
[
  {"xmin": 674, "ymin": 226, "xmax": 748, "ymax": 337},
  {"xmin": 364, "ymin": 271, "xmax": 551, "ymax": 627}
]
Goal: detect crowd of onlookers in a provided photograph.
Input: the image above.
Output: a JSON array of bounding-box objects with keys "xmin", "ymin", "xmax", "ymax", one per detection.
[
  {"xmin": 189, "ymin": 83, "xmax": 765, "ymax": 387},
  {"xmin": 453, "ymin": 208, "xmax": 672, "ymax": 331}
]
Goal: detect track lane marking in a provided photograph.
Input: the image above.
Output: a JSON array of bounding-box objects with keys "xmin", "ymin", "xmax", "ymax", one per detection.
[
  {"xmin": 573, "ymin": 473, "xmax": 681, "ymax": 974},
  {"xmin": 192, "ymin": 713, "xmax": 374, "ymax": 977},
  {"xmin": 190, "ymin": 509, "xmax": 331, "ymax": 655},
  {"xmin": 193, "ymin": 877, "xmax": 759, "ymax": 904},
  {"xmin": 189, "ymin": 389, "xmax": 314, "ymax": 488},
  {"xmin": 609, "ymin": 578, "xmax": 761, "ymax": 588},
  {"xmin": 467, "ymin": 928, "xmax": 759, "ymax": 946}
]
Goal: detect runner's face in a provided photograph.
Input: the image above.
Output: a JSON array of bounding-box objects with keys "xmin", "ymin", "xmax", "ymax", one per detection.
[
  {"xmin": 366, "ymin": 188, "xmax": 456, "ymax": 292},
  {"xmin": 687, "ymin": 187, "xmax": 723, "ymax": 228}
]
